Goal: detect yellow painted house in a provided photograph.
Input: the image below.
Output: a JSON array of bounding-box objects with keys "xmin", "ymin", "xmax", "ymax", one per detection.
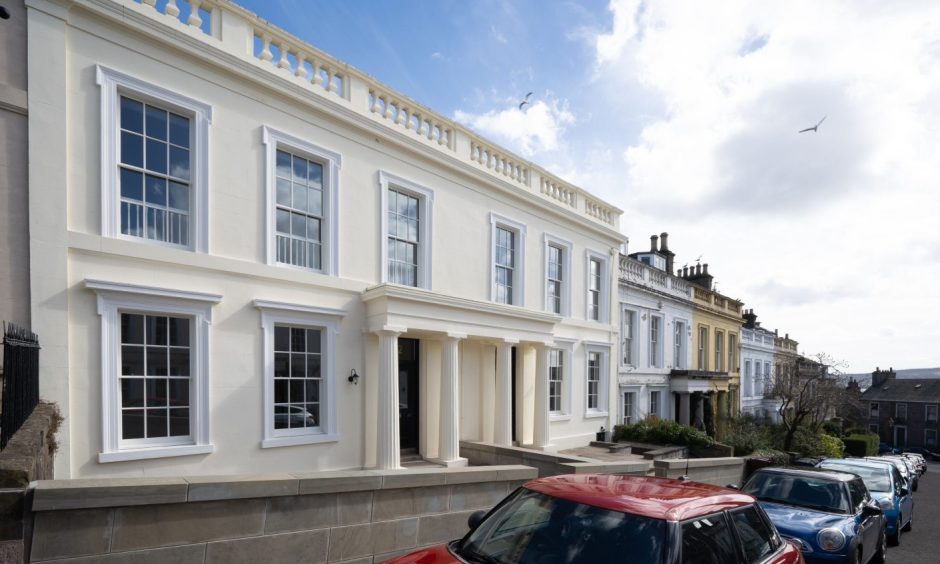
[{"xmin": 673, "ymin": 263, "xmax": 743, "ymax": 436}]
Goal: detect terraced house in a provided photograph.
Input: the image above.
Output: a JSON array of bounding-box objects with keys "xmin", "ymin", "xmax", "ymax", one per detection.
[
  {"xmin": 27, "ymin": 0, "xmax": 624, "ymax": 478},
  {"xmin": 617, "ymin": 233, "xmax": 694, "ymax": 425}
]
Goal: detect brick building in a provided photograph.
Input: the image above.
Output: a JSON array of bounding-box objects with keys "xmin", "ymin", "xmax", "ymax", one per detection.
[{"xmin": 862, "ymin": 367, "xmax": 940, "ymax": 451}]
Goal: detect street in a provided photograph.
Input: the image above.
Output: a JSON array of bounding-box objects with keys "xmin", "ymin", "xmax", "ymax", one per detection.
[{"xmin": 887, "ymin": 466, "xmax": 939, "ymax": 563}]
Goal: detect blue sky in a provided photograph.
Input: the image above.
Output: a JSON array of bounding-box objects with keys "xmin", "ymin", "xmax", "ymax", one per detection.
[{"xmin": 237, "ymin": 0, "xmax": 940, "ymax": 372}]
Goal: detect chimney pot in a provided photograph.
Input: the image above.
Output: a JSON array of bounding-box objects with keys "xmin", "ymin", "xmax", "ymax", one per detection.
[
  {"xmin": 659, "ymin": 232, "xmax": 670, "ymax": 251},
  {"xmin": 702, "ymin": 263, "xmax": 709, "ymax": 275},
  {"xmin": 650, "ymin": 235, "xmax": 659, "ymax": 252},
  {"xmin": 695, "ymin": 264, "xmax": 701, "ymax": 275}
]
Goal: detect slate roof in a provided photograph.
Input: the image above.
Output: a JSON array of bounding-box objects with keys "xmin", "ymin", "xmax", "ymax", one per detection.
[{"xmin": 861, "ymin": 378, "xmax": 940, "ymax": 403}]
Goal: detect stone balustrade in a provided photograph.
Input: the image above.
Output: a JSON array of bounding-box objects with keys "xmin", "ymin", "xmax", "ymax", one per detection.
[
  {"xmin": 123, "ymin": 0, "xmax": 621, "ymax": 229},
  {"xmin": 618, "ymin": 256, "xmax": 692, "ymax": 300},
  {"xmin": 28, "ymin": 465, "xmax": 537, "ymax": 563}
]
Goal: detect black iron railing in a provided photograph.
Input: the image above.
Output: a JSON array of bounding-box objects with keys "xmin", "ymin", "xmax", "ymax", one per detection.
[{"xmin": 1, "ymin": 323, "xmax": 40, "ymax": 450}]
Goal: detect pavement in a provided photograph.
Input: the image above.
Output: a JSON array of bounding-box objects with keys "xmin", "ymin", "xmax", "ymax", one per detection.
[{"xmin": 887, "ymin": 465, "xmax": 938, "ymax": 563}]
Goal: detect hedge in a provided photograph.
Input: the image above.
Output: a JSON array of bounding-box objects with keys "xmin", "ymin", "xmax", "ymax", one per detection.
[
  {"xmin": 613, "ymin": 418, "xmax": 714, "ymax": 448},
  {"xmin": 843, "ymin": 433, "xmax": 879, "ymax": 457}
]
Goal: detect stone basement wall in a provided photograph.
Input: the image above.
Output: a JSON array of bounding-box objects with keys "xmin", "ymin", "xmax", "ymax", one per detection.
[
  {"xmin": 653, "ymin": 457, "xmax": 745, "ymax": 486},
  {"xmin": 460, "ymin": 441, "xmax": 650, "ymax": 477},
  {"xmin": 28, "ymin": 465, "xmax": 536, "ymax": 564},
  {"xmin": 0, "ymin": 402, "xmax": 59, "ymax": 564}
]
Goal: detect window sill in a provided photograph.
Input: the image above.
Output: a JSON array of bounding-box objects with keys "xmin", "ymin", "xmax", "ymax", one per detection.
[
  {"xmin": 99, "ymin": 443, "xmax": 213, "ymax": 463},
  {"xmin": 549, "ymin": 413, "xmax": 571, "ymax": 422},
  {"xmin": 584, "ymin": 411, "xmax": 609, "ymax": 420},
  {"xmin": 262, "ymin": 433, "xmax": 339, "ymax": 449}
]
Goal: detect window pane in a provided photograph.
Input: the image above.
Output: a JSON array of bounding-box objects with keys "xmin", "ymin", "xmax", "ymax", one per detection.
[
  {"xmin": 168, "ymin": 379, "xmax": 190, "ymax": 407},
  {"xmin": 122, "ymin": 410, "xmax": 145, "ymax": 439},
  {"xmin": 292, "ymin": 155, "xmax": 307, "ymax": 180},
  {"xmin": 276, "ymin": 178, "xmax": 291, "ymax": 206},
  {"xmin": 305, "ymin": 379, "xmax": 320, "ymax": 403},
  {"xmin": 146, "ymin": 346, "xmax": 168, "ymax": 376},
  {"xmin": 307, "ymin": 217, "xmax": 320, "ymax": 242},
  {"xmin": 121, "ymin": 345, "xmax": 144, "ymax": 376},
  {"xmin": 274, "ymin": 352, "xmax": 289, "ymax": 379},
  {"xmin": 292, "ymin": 183, "xmax": 307, "ymax": 211},
  {"xmin": 145, "ymin": 105, "xmax": 168, "ymax": 140},
  {"xmin": 120, "ymin": 97, "xmax": 144, "ymax": 133},
  {"xmin": 308, "ymin": 161, "xmax": 322, "ymax": 187},
  {"xmin": 168, "ymin": 113, "xmax": 189, "ymax": 148},
  {"xmin": 145, "ymin": 378, "xmax": 167, "ymax": 407},
  {"xmin": 276, "ymin": 209, "xmax": 290, "ymax": 234},
  {"xmin": 308, "ymin": 188, "xmax": 322, "ymax": 216},
  {"xmin": 146, "ymin": 409, "xmax": 169, "ymax": 438},
  {"xmin": 168, "ymin": 146, "xmax": 190, "ymax": 180},
  {"xmin": 274, "ymin": 326, "xmax": 289, "ymax": 351},
  {"xmin": 168, "ymin": 349, "xmax": 189, "ymax": 376},
  {"xmin": 306, "ymin": 329, "xmax": 321, "ymax": 353},
  {"xmin": 145, "ymin": 138, "xmax": 167, "ymax": 174},
  {"xmin": 121, "ymin": 131, "xmax": 144, "ymax": 168},
  {"xmin": 274, "ymin": 379, "xmax": 288, "ymax": 404},
  {"xmin": 276, "ymin": 150, "xmax": 292, "ymax": 178},
  {"xmin": 274, "ymin": 406, "xmax": 289, "ymax": 429},
  {"xmin": 145, "ymin": 175, "xmax": 167, "ymax": 206},
  {"xmin": 291, "ymin": 212, "xmax": 306, "ymax": 238},
  {"xmin": 121, "ymin": 379, "xmax": 144, "ymax": 408},
  {"xmin": 290, "ymin": 379, "xmax": 305, "ymax": 403},
  {"xmin": 146, "ymin": 316, "xmax": 168, "ymax": 345},
  {"xmin": 306, "ymin": 356, "xmax": 321, "ymax": 379},
  {"xmin": 169, "ymin": 408, "xmax": 190, "ymax": 436},
  {"xmin": 122, "ymin": 313, "xmax": 144, "ymax": 344},
  {"xmin": 291, "ymin": 354, "xmax": 305, "ymax": 379},
  {"xmin": 731, "ymin": 507, "xmax": 775, "ymax": 562},
  {"xmin": 290, "ymin": 327, "xmax": 306, "ymax": 352},
  {"xmin": 681, "ymin": 514, "xmax": 738, "ymax": 563}
]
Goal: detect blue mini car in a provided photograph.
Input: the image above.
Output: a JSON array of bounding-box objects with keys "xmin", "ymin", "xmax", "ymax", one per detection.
[
  {"xmin": 817, "ymin": 458, "xmax": 912, "ymax": 545},
  {"xmin": 742, "ymin": 467, "xmax": 886, "ymax": 564}
]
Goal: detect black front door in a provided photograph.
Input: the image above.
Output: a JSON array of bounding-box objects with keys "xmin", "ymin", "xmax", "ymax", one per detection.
[{"xmin": 398, "ymin": 338, "xmax": 420, "ymax": 452}]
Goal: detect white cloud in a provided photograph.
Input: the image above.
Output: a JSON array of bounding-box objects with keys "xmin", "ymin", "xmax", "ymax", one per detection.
[
  {"xmin": 580, "ymin": 0, "xmax": 940, "ymax": 370},
  {"xmin": 454, "ymin": 98, "xmax": 575, "ymax": 157}
]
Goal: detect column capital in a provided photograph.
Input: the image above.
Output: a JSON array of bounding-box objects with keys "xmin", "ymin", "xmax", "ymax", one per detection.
[
  {"xmin": 373, "ymin": 325, "xmax": 407, "ymax": 337},
  {"xmin": 443, "ymin": 332, "xmax": 467, "ymax": 341}
]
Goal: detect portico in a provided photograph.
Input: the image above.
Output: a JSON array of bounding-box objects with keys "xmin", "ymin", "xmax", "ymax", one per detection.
[{"xmin": 362, "ymin": 284, "xmax": 560, "ymax": 469}]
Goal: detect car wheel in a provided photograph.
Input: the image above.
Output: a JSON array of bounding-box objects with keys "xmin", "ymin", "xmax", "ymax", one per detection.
[
  {"xmin": 889, "ymin": 518, "xmax": 901, "ymax": 546},
  {"xmin": 871, "ymin": 529, "xmax": 887, "ymax": 564},
  {"xmin": 853, "ymin": 548, "xmax": 862, "ymax": 564},
  {"xmin": 903, "ymin": 512, "xmax": 912, "ymax": 532}
]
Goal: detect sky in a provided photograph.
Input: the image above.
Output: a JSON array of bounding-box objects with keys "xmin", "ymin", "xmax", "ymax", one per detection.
[{"xmin": 241, "ymin": 0, "xmax": 940, "ymax": 372}]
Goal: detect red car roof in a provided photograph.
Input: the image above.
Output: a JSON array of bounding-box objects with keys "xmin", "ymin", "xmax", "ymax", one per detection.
[{"xmin": 523, "ymin": 474, "xmax": 756, "ymax": 522}]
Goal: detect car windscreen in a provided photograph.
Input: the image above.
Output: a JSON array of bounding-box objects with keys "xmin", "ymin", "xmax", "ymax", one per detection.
[
  {"xmin": 818, "ymin": 463, "xmax": 891, "ymax": 493},
  {"xmin": 458, "ymin": 487, "xmax": 666, "ymax": 564},
  {"xmin": 743, "ymin": 472, "xmax": 849, "ymax": 513}
]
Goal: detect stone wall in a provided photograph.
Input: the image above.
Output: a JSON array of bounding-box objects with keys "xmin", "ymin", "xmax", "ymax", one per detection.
[
  {"xmin": 460, "ymin": 441, "xmax": 650, "ymax": 477},
  {"xmin": 28, "ymin": 465, "xmax": 536, "ymax": 563},
  {"xmin": 0, "ymin": 401, "xmax": 58, "ymax": 563},
  {"xmin": 653, "ymin": 457, "xmax": 745, "ymax": 486}
]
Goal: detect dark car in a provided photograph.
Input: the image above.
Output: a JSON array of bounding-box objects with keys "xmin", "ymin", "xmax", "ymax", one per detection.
[
  {"xmin": 384, "ymin": 474, "xmax": 804, "ymax": 563},
  {"xmin": 742, "ymin": 467, "xmax": 886, "ymax": 564}
]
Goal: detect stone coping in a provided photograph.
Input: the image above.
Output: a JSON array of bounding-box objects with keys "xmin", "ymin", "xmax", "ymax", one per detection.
[
  {"xmin": 30, "ymin": 465, "xmax": 537, "ymax": 512},
  {"xmin": 653, "ymin": 457, "xmax": 744, "ymax": 470},
  {"xmin": 460, "ymin": 441, "xmax": 594, "ymax": 463}
]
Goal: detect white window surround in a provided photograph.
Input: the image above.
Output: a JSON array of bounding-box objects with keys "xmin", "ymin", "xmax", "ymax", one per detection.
[
  {"xmin": 489, "ymin": 213, "xmax": 527, "ymax": 306},
  {"xmin": 621, "ymin": 307, "xmax": 638, "ymax": 368},
  {"xmin": 673, "ymin": 318, "xmax": 689, "ymax": 370},
  {"xmin": 254, "ymin": 299, "xmax": 345, "ymax": 448},
  {"xmin": 584, "ymin": 249, "xmax": 609, "ymax": 323},
  {"xmin": 648, "ymin": 314, "xmax": 663, "ymax": 369},
  {"xmin": 262, "ymin": 126, "xmax": 341, "ymax": 275},
  {"xmin": 542, "ymin": 233, "xmax": 573, "ymax": 316},
  {"xmin": 549, "ymin": 339, "xmax": 575, "ymax": 421},
  {"xmin": 648, "ymin": 386, "xmax": 668, "ymax": 418},
  {"xmin": 85, "ymin": 279, "xmax": 220, "ymax": 463},
  {"xmin": 96, "ymin": 65, "xmax": 211, "ymax": 254},
  {"xmin": 379, "ymin": 171, "xmax": 434, "ymax": 289},
  {"xmin": 584, "ymin": 344, "xmax": 610, "ymax": 418},
  {"xmin": 621, "ymin": 387, "xmax": 640, "ymax": 425}
]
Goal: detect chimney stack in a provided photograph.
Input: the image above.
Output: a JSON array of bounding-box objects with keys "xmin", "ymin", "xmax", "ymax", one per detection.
[
  {"xmin": 695, "ymin": 264, "xmax": 701, "ymax": 275},
  {"xmin": 650, "ymin": 235, "xmax": 659, "ymax": 253},
  {"xmin": 659, "ymin": 232, "xmax": 675, "ymax": 274},
  {"xmin": 871, "ymin": 366, "xmax": 897, "ymax": 388},
  {"xmin": 702, "ymin": 263, "xmax": 709, "ymax": 275}
]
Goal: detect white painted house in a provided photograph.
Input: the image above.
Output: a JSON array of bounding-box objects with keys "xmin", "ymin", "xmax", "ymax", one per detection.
[
  {"xmin": 27, "ymin": 0, "xmax": 624, "ymax": 478},
  {"xmin": 617, "ymin": 234, "xmax": 695, "ymax": 426},
  {"xmin": 739, "ymin": 310, "xmax": 781, "ymax": 421}
]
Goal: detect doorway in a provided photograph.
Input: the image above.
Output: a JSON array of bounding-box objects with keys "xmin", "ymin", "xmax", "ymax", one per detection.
[
  {"xmin": 398, "ymin": 338, "xmax": 419, "ymax": 453},
  {"xmin": 894, "ymin": 425, "xmax": 907, "ymax": 449}
]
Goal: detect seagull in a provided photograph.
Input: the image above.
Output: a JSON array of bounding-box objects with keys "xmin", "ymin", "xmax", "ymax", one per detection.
[
  {"xmin": 798, "ymin": 115, "xmax": 826, "ymax": 133},
  {"xmin": 518, "ymin": 92, "xmax": 533, "ymax": 111},
  {"xmin": 695, "ymin": 255, "xmax": 703, "ymax": 263}
]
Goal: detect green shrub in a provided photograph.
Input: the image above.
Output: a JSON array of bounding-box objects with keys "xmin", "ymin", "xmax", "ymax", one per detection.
[
  {"xmin": 753, "ymin": 449, "xmax": 791, "ymax": 465},
  {"xmin": 723, "ymin": 416, "xmax": 774, "ymax": 456},
  {"xmin": 791, "ymin": 427, "xmax": 826, "ymax": 457},
  {"xmin": 822, "ymin": 420, "xmax": 843, "ymax": 437},
  {"xmin": 704, "ymin": 399, "xmax": 716, "ymax": 437},
  {"xmin": 613, "ymin": 418, "xmax": 714, "ymax": 448},
  {"xmin": 843, "ymin": 432, "xmax": 879, "ymax": 456},
  {"xmin": 820, "ymin": 434, "xmax": 845, "ymax": 458}
]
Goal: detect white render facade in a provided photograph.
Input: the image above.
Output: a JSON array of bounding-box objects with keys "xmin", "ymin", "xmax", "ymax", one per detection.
[
  {"xmin": 617, "ymin": 254, "xmax": 694, "ymax": 426},
  {"xmin": 739, "ymin": 319, "xmax": 780, "ymax": 421},
  {"xmin": 27, "ymin": 0, "xmax": 624, "ymax": 478}
]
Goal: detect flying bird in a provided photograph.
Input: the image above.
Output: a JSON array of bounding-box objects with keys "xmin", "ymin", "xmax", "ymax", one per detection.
[
  {"xmin": 798, "ymin": 115, "xmax": 826, "ymax": 133},
  {"xmin": 518, "ymin": 92, "xmax": 533, "ymax": 111}
]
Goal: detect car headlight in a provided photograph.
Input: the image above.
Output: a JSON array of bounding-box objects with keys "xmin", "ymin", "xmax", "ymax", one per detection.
[
  {"xmin": 878, "ymin": 498, "xmax": 894, "ymax": 511},
  {"xmin": 817, "ymin": 529, "xmax": 846, "ymax": 552}
]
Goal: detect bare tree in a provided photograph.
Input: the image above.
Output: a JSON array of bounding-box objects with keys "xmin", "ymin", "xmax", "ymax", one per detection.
[{"xmin": 767, "ymin": 352, "xmax": 846, "ymax": 451}]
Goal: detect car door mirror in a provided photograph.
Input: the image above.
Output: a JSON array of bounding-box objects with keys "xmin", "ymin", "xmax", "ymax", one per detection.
[
  {"xmin": 467, "ymin": 509, "xmax": 487, "ymax": 530},
  {"xmin": 862, "ymin": 504, "xmax": 882, "ymax": 517},
  {"xmin": 725, "ymin": 483, "xmax": 739, "ymax": 490}
]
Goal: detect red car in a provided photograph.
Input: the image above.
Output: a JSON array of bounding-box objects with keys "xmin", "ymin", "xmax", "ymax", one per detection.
[{"xmin": 384, "ymin": 474, "xmax": 804, "ymax": 564}]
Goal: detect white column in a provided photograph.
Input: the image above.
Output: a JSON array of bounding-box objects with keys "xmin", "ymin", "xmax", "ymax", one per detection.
[
  {"xmin": 438, "ymin": 333, "xmax": 467, "ymax": 466},
  {"xmin": 494, "ymin": 340, "xmax": 515, "ymax": 446},
  {"xmin": 533, "ymin": 343, "xmax": 551, "ymax": 449},
  {"xmin": 376, "ymin": 329, "xmax": 401, "ymax": 470}
]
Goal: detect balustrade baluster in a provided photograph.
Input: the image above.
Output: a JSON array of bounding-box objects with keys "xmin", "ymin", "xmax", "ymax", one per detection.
[
  {"xmin": 259, "ymin": 35, "xmax": 273, "ymax": 62},
  {"xmin": 188, "ymin": 0, "xmax": 203, "ymax": 27},
  {"xmin": 295, "ymin": 55, "xmax": 307, "ymax": 78},
  {"xmin": 310, "ymin": 59, "xmax": 323, "ymax": 85},
  {"xmin": 164, "ymin": 0, "xmax": 180, "ymax": 18},
  {"xmin": 277, "ymin": 43, "xmax": 291, "ymax": 69}
]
